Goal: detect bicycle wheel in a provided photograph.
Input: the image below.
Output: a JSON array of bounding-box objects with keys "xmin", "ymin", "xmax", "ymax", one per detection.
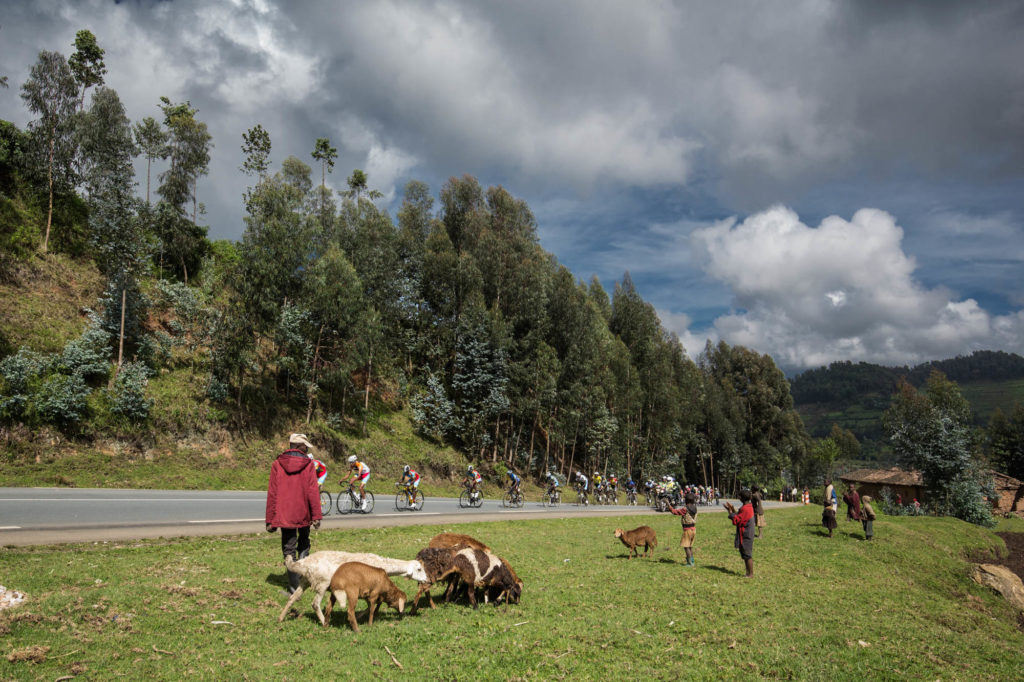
[
  {"xmin": 411, "ymin": 490, "xmax": 424, "ymax": 511},
  {"xmin": 360, "ymin": 491, "xmax": 375, "ymax": 514},
  {"xmin": 503, "ymin": 492, "xmax": 514, "ymax": 508},
  {"xmin": 551, "ymin": 490, "xmax": 560, "ymax": 507},
  {"xmin": 395, "ymin": 491, "xmax": 409, "ymax": 512},
  {"xmin": 319, "ymin": 490, "xmax": 332, "ymax": 516},
  {"xmin": 337, "ymin": 491, "xmax": 354, "ymax": 514},
  {"xmin": 515, "ymin": 491, "xmax": 524, "ymax": 508},
  {"xmin": 473, "ymin": 489, "xmax": 483, "ymax": 508},
  {"xmin": 459, "ymin": 490, "xmax": 471, "ymax": 508}
]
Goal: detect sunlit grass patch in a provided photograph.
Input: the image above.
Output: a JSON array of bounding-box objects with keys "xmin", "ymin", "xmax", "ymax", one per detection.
[{"xmin": 0, "ymin": 508, "xmax": 1020, "ymax": 680}]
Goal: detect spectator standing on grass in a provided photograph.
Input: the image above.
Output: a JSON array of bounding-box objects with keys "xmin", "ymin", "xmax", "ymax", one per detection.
[
  {"xmin": 752, "ymin": 485, "xmax": 766, "ymax": 538},
  {"xmin": 843, "ymin": 484, "xmax": 862, "ymax": 522},
  {"xmin": 861, "ymin": 496, "xmax": 876, "ymax": 540},
  {"xmin": 825, "ymin": 479, "xmax": 837, "ymax": 513},
  {"xmin": 266, "ymin": 433, "xmax": 322, "ymax": 594},
  {"xmin": 726, "ymin": 489, "xmax": 756, "ymax": 578},
  {"xmin": 669, "ymin": 491, "xmax": 698, "ymax": 566},
  {"xmin": 822, "ymin": 499, "xmax": 837, "ymax": 537}
]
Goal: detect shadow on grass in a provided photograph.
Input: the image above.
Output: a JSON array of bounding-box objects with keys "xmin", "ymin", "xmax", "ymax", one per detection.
[
  {"xmin": 265, "ymin": 572, "xmax": 289, "ymax": 589},
  {"xmin": 605, "ymin": 553, "xmax": 658, "ymax": 560},
  {"xmin": 702, "ymin": 564, "xmax": 742, "ymax": 576}
]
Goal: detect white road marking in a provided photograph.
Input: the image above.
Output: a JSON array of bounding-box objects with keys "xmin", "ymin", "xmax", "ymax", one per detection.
[
  {"xmin": 0, "ymin": 526, "xmax": 21, "ymax": 530},
  {"xmin": 188, "ymin": 519, "xmax": 264, "ymax": 524}
]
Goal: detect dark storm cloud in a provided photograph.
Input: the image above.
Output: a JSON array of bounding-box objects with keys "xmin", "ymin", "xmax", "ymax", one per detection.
[{"xmin": 2, "ymin": 0, "xmax": 1023, "ymax": 369}]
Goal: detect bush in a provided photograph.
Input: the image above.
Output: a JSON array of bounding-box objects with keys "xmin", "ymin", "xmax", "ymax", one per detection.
[
  {"xmin": 0, "ymin": 348, "xmax": 46, "ymax": 421},
  {"xmin": 55, "ymin": 317, "xmax": 112, "ymax": 381},
  {"xmin": 34, "ymin": 372, "xmax": 91, "ymax": 425},
  {"xmin": 109, "ymin": 361, "xmax": 152, "ymax": 421}
]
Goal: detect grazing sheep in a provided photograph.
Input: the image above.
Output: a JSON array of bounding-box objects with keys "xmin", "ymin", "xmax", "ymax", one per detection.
[
  {"xmin": 427, "ymin": 533, "xmax": 523, "ymax": 604},
  {"xmin": 323, "ymin": 562, "xmax": 407, "ymax": 633},
  {"xmin": 279, "ymin": 550, "xmax": 427, "ymax": 625},
  {"xmin": 428, "ymin": 532, "xmax": 491, "ymax": 551},
  {"xmin": 411, "ymin": 546, "xmax": 522, "ymax": 611},
  {"xmin": 449, "ymin": 547, "xmax": 522, "ymax": 608},
  {"xmin": 614, "ymin": 526, "xmax": 658, "ymax": 559},
  {"xmin": 410, "ymin": 546, "xmax": 458, "ymax": 613}
]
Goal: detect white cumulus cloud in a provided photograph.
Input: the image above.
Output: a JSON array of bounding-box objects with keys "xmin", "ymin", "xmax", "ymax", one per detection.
[{"xmin": 683, "ymin": 206, "xmax": 1024, "ymax": 370}]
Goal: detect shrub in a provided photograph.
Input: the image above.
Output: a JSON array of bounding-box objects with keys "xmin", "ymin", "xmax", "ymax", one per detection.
[
  {"xmin": 109, "ymin": 361, "xmax": 152, "ymax": 421},
  {"xmin": 0, "ymin": 348, "xmax": 46, "ymax": 421},
  {"xmin": 34, "ymin": 372, "xmax": 91, "ymax": 426},
  {"xmin": 55, "ymin": 317, "xmax": 112, "ymax": 381}
]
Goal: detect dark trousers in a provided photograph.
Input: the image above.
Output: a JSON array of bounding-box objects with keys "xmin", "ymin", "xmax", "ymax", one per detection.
[{"xmin": 281, "ymin": 526, "xmax": 310, "ymax": 592}]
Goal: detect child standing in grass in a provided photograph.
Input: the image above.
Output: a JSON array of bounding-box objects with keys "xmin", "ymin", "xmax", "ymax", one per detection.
[
  {"xmin": 822, "ymin": 498, "xmax": 837, "ymax": 537},
  {"xmin": 861, "ymin": 495, "xmax": 876, "ymax": 540},
  {"xmin": 668, "ymin": 491, "xmax": 698, "ymax": 566}
]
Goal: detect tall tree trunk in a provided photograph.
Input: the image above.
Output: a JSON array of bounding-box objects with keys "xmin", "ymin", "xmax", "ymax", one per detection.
[
  {"xmin": 305, "ymin": 324, "xmax": 324, "ymax": 425},
  {"xmin": 192, "ymin": 176, "xmax": 198, "ymax": 226},
  {"xmin": 43, "ymin": 134, "xmax": 54, "ymax": 253},
  {"xmin": 362, "ymin": 349, "xmax": 372, "ymax": 437},
  {"xmin": 117, "ymin": 287, "xmax": 126, "ymax": 370},
  {"xmin": 146, "ymin": 157, "xmax": 151, "ymax": 206}
]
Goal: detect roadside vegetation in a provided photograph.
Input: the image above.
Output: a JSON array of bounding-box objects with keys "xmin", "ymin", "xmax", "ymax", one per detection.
[{"xmin": 2, "ymin": 509, "xmax": 1022, "ymax": 680}]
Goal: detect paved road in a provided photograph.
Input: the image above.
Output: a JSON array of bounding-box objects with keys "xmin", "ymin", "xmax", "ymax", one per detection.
[{"xmin": 0, "ymin": 487, "xmax": 800, "ymax": 546}]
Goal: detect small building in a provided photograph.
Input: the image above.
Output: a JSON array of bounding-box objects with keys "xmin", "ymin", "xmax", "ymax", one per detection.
[
  {"xmin": 840, "ymin": 467, "xmax": 1024, "ymax": 515},
  {"xmin": 990, "ymin": 472, "xmax": 1024, "ymax": 515},
  {"xmin": 839, "ymin": 468, "xmax": 924, "ymax": 504}
]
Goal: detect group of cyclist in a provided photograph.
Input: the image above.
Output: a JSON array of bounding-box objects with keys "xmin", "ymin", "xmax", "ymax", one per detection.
[
  {"xmin": 310, "ymin": 454, "xmax": 715, "ymax": 510},
  {"xmin": 304, "ymin": 453, "xmax": 422, "ymax": 512}
]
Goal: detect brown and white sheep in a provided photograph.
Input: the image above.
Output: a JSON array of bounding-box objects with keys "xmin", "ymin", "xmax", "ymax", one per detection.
[
  {"xmin": 411, "ymin": 546, "xmax": 521, "ymax": 611},
  {"xmin": 426, "ymin": 533, "xmax": 523, "ymax": 604},
  {"xmin": 323, "ymin": 562, "xmax": 407, "ymax": 633},
  {"xmin": 614, "ymin": 526, "xmax": 658, "ymax": 558},
  {"xmin": 279, "ymin": 550, "xmax": 427, "ymax": 625}
]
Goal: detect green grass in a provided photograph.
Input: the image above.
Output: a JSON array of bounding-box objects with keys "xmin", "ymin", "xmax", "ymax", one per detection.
[
  {"xmin": 1, "ymin": 508, "xmax": 1021, "ymax": 680},
  {"xmin": 960, "ymin": 378, "xmax": 1024, "ymax": 424}
]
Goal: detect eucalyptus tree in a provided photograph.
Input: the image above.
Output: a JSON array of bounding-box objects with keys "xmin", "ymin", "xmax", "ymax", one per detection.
[
  {"xmin": 68, "ymin": 29, "xmax": 106, "ymax": 110},
  {"xmin": 155, "ymin": 97, "xmax": 212, "ymax": 281},
  {"xmin": 311, "ymin": 137, "xmax": 337, "ymax": 227},
  {"xmin": 240, "ymin": 124, "xmax": 271, "ymax": 180},
  {"xmin": 987, "ymin": 404, "xmax": 1024, "ymax": 481},
  {"xmin": 132, "ymin": 116, "xmax": 168, "ymax": 206},
  {"xmin": 20, "ymin": 50, "xmax": 79, "ymax": 253}
]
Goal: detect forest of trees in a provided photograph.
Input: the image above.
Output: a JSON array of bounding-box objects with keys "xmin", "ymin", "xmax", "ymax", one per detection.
[
  {"xmin": 790, "ymin": 351, "xmax": 1024, "ymax": 408},
  {"xmin": 3, "ymin": 33, "xmax": 1021, "ymax": 511}
]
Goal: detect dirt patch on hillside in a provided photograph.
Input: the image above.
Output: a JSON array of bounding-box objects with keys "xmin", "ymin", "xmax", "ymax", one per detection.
[{"xmin": 995, "ymin": 532, "xmax": 1024, "ymax": 583}]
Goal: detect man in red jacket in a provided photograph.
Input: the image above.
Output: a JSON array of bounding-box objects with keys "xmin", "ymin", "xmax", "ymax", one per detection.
[{"xmin": 266, "ymin": 433, "xmax": 322, "ymax": 594}]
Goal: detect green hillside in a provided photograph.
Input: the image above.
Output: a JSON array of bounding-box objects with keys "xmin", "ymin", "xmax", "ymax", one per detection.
[{"xmin": 792, "ymin": 354, "xmax": 1024, "ymax": 460}]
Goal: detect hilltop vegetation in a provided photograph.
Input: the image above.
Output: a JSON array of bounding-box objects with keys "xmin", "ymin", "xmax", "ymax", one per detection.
[
  {"xmin": 791, "ymin": 352, "xmax": 1024, "ymax": 465},
  {"xmin": 1, "ymin": 32, "xmax": 815, "ymax": 494}
]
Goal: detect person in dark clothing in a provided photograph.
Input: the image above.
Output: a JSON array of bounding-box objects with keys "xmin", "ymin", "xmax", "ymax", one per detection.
[
  {"xmin": 752, "ymin": 485, "xmax": 765, "ymax": 538},
  {"xmin": 668, "ymin": 491, "xmax": 698, "ymax": 566},
  {"xmin": 822, "ymin": 499, "xmax": 837, "ymax": 537},
  {"xmin": 860, "ymin": 495, "xmax": 876, "ymax": 540},
  {"xmin": 725, "ymin": 489, "xmax": 755, "ymax": 578},
  {"xmin": 266, "ymin": 433, "xmax": 322, "ymax": 594},
  {"xmin": 842, "ymin": 484, "xmax": 862, "ymax": 522}
]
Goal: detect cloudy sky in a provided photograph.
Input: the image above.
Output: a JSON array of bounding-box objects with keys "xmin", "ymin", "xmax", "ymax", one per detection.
[{"xmin": 2, "ymin": 0, "xmax": 1023, "ymax": 373}]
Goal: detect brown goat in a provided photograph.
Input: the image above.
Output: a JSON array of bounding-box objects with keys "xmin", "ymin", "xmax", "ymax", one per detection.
[
  {"xmin": 615, "ymin": 526, "xmax": 658, "ymax": 559},
  {"xmin": 323, "ymin": 562, "xmax": 407, "ymax": 633},
  {"xmin": 427, "ymin": 533, "xmax": 523, "ymax": 604}
]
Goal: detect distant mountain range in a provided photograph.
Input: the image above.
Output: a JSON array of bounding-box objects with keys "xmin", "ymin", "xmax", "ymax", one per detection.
[{"xmin": 790, "ymin": 350, "xmax": 1024, "ymax": 459}]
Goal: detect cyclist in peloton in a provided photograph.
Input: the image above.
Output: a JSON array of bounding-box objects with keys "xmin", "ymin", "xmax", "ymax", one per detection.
[
  {"xmin": 506, "ymin": 468, "xmax": 522, "ymax": 496},
  {"xmin": 574, "ymin": 470, "xmax": 589, "ymax": 505},
  {"xmin": 593, "ymin": 471, "xmax": 604, "ymax": 497},
  {"xmin": 308, "ymin": 452, "xmax": 327, "ymax": 488},
  {"xmin": 465, "ymin": 465, "xmax": 483, "ymax": 499},
  {"xmin": 544, "ymin": 471, "xmax": 560, "ymax": 498},
  {"xmin": 608, "ymin": 472, "xmax": 619, "ymax": 495},
  {"xmin": 344, "ymin": 455, "xmax": 371, "ymax": 510},
  {"xmin": 624, "ymin": 476, "xmax": 637, "ymax": 499},
  {"xmin": 399, "ymin": 464, "xmax": 420, "ymax": 490}
]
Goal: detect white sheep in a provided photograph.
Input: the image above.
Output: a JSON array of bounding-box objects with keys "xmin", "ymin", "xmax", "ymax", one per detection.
[{"xmin": 279, "ymin": 550, "xmax": 428, "ymax": 625}]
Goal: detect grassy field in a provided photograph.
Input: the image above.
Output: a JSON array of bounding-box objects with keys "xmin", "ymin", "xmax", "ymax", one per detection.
[{"xmin": 1, "ymin": 509, "xmax": 1022, "ymax": 680}]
